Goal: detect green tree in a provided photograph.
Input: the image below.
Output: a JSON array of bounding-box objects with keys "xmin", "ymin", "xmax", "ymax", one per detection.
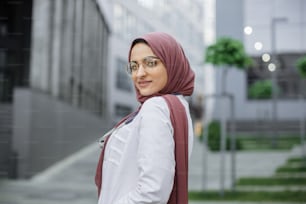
[
  {"xmin": 205, "ymin": 37, "xmax": 253, "ymax": 94},
  {"xmin": 205, "ymin": 37, "xmax": 253, "ymax": 193}
]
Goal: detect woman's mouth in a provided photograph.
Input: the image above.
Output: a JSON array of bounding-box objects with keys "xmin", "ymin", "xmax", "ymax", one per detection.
[{"xmin": 138, "ymin": 80, "xmax": 152, "ymax": 88}]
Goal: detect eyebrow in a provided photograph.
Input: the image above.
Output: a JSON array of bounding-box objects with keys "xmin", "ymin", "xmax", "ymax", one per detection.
[{"xmin": 130, "ymin": 56, "xmax": 159, "ymax": 62}]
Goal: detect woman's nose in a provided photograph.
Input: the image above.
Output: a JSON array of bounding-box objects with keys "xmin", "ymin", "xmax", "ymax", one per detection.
[{"xmin": 136, "ymin": 64, "xmax": 146, "ymax": 77}]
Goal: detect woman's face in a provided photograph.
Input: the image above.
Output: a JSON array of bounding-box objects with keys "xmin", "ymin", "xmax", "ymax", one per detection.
[{"xmin": 130, "ymin": 43, "xmax": 168, "ymax": 96}]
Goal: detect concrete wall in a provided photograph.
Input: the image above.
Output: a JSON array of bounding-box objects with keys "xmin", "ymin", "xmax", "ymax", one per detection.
[
  {"xmin": 12, "ymin": 88, "xmax": 110, "ymax": 178},
  {"xmin": 244, "ymin": 0, "xmax": 306, "ymax": 55}
]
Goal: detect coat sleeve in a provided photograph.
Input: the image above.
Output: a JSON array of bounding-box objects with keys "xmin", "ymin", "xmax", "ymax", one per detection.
[{"xmin": 115, "ymin": 97, "xmax": 175, "ymax": 204}]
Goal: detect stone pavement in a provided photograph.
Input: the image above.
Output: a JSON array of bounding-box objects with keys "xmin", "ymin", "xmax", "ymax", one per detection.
[{"xmin": 0, "ymin": 137, "xmax": 305, "ymax": 204}]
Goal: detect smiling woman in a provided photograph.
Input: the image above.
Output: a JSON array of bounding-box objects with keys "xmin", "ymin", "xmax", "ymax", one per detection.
[
  {"xmin": 95, "ymin": 32, "xmax": 195, "ymax": 204},
  {"xmin": 129, "ymin": 42, "xmax": 168, "ymax": 96}
]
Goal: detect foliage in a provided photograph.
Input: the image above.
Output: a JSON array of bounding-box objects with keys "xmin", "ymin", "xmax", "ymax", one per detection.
[
  {"xmin": 296, "ymin": 55, "xmax": 306, "ymax": 78},
  {"xmin": 275, "ymin": 156, "xmax": 306, "ymax": 173},
  {"xmin": 188, "ymin": 190, "xmax": 306, "ymax": 202},
  {"xmin": 236, "ymin": 177, "xmax": 306, "ymax": 185},
  {"xmin": 205, "ymin": 37, "xmax": 253, "ymax": 69},
  {"xmin": 207, "ymin": 121, "xmax": 221, "ymax": 150},
  {"xmin": 276, "ymin": 166, "xmax": 306, "ymax": 173},
  {"xmin": 248, "ymin": 80, "xmax": 273, "ymax": 99},
  {"xmin": 238, "ymin": 135, "xmax": 300, "ymax": 150},
  {"xmin": 207, "ymin": 121, "xmax": 241, "ymax": 151}
]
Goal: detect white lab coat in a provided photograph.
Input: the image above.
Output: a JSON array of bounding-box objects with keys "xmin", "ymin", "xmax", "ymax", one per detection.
[{"xmin": 98, "ymin": 95, "xmax": 194, "ymax": 204}]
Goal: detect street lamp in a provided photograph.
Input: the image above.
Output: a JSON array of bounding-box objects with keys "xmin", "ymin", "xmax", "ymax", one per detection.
[
  {"xmin": 270, "ymin": 17, "xmax": 288, "ymax": 147},
  {"xmin": 262, "ymin": 53, "xmax": 271, "ymax": 62}
]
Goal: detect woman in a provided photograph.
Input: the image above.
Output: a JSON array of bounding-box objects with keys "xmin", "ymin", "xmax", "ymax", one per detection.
[{"xmin": 95, "ymin": 32, "xmax": 195, "ymax": 204}]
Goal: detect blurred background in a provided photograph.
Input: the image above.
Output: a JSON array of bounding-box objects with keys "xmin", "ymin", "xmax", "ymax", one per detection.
[{"xmin": 0, "ymin": 0, "xmax": 305, "ymax": 203}]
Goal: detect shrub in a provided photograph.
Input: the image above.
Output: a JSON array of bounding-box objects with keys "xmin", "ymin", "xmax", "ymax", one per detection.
[
  {"xmin": 207, "ymin": 120, "xmax": 241, "ymax": 151},
  {"xmin": 296, "ymin": 56, "xmax": 306, "ymax": 78},
  {"xmin": 248, "ymin": 80, "xmax": 273, "ymax": 99}
]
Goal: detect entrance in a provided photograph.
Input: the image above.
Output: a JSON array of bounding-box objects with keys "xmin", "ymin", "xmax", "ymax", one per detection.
[{"xmin": 0, "ymin": 0, "xmax": 33, "ymax": 178}]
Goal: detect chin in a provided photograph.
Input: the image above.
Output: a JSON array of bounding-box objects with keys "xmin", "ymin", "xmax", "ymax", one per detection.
[
  {"xmin": 139, "ymin": 90, "xmax": 157, "ymax": 96},
  {"xmin": 139, "ymin": 92, "xmax": 152, "ymax": 96}
]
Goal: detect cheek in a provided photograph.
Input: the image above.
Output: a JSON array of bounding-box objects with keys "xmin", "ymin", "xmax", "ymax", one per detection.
[
  {"xmin": 161, "ymin": 75, "xmax": 168, "ymax": 87},
  {"xmin": 161, "ymin": 70, "xmax": 168, "ymax": 87},
  {"xmin": 131, "ymin": 75, "xmax": 137, "ymax": 85},
  {"xmin": 157, "ymin": 72, "xmax": 168, "ymax": 91}
]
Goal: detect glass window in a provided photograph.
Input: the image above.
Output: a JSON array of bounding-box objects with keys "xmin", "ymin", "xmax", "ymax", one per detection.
[
  {"xmin": 116, "ymin": 58, "xmax": 132, "ymax": 92},
  {"xmin": 247, "ymin": 53, "xmax": 304, "ymax": 99}
]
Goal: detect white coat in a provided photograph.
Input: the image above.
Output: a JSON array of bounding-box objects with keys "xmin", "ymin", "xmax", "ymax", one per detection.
[{"xmin": 98, "ymin": 95, "xmax": 194, "ymax": 204}]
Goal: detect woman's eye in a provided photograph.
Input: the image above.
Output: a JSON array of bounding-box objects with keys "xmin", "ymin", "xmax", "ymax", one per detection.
[
  {"xmin": 130, "ymin": 63, "xmax": 138, "ymax": 71},
  {"xmin": 146, "ymin": 60, "xmax": 156, "ymax": 67}
]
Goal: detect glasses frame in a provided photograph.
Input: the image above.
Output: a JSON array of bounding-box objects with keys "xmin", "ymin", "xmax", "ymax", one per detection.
[{"xmin": 126, "ymin": 56, "xmax": 160, "ymax": 75}]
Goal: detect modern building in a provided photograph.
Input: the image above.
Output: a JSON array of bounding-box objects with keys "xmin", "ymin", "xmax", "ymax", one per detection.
[
  {"xmin": 0, "ymin": 0, "xmax": 110, "ymax": 178},
  {"xmin": 206, "ymin": 0, "xmax": 306, "ymax": 133},
  {"xmin": 0, "ymin": 0, "xmax": 205, "ymax": 179}
]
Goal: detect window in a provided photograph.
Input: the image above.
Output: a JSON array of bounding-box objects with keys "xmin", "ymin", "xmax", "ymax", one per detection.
[
  {"xmin": 116, "ymin": 58, "xmax": 132, "ymax": 92},
  {"xmin": 247, "ymin": 53, "xmax": 305, "ymax": 99}
]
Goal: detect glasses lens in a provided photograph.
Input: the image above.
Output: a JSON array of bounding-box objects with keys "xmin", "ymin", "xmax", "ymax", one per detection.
[
  {"xmin": 127, "ymin": 62, "xmax": 138, "ymax": 74},
  {"xmin": 126, "ymin": 64, "xmax": 132, "ymax": 74},
  {"xmin": 144, "ymin": 57, "xmax": 158, "ymax": 68}
]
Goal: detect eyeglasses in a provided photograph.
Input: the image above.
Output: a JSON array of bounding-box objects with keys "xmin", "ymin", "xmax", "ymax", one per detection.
[{"xmin": 127, "ymin": 56, "xmax": 160, "ymax": 75}]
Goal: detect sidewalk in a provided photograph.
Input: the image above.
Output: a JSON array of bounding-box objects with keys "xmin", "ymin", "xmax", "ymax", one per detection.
[
  {"xmin": 0, "ymin": 138, "xmax": 305, "ymax": 204},
  {"xmin": 0, "ymin": 142, "xmax": 100, "ymax": 204}
]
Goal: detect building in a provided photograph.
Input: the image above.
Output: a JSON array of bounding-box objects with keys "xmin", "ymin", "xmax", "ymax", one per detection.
[
  {"xmin": 0, "ymin": 0, "xmax": 110, "ymax": 178},
  {"xmin": 206, "ymin": 0, "xmax": 306, "ymax": 133},
  {"xmin": 0, "ymin": 0, "xmax": 205, "ymax": 179}
]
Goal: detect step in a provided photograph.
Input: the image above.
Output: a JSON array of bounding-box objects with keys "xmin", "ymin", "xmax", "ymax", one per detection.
[{"xmin": 236, "ymin": 185, "xmax": 306, "ymax": 192}]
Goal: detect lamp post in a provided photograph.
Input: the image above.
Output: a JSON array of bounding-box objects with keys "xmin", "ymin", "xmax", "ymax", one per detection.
[{"xmin": 270, "ymin": 17, "xmax": 288, "ymax": 147}]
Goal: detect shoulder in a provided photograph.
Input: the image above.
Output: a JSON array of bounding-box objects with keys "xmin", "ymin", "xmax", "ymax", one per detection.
[
  {"xmin": 142, "ymin": 96, "xmax": 168, "ymax": 107},
  {"xmin": 141, "ymin": 95, "xmax": 188, "ymax": 109},
  {"xmin": 140, "ymin": 96, "xmax": 170, "ymax": 116}
]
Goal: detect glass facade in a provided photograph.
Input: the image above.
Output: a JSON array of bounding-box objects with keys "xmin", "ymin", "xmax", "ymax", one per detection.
[
  {"xmin": 112, "ymin": 0, "xmax": 204, "ymax": 64},
  {"xmin": 30, "ymin": 0, "xmax": 110, "ymax": 116},
  {"xmin": 113, "ymin": 3, "xmax": 153, "ymax": 42}
]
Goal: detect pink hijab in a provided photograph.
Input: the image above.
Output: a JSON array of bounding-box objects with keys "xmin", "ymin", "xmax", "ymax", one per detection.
[{"xmin": 128, "ymin": 32, "xmax": 195, "ymax": 103}]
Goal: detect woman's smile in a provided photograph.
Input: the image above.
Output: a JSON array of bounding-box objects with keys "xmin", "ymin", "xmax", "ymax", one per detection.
[{"xmin": 137, "ymin": 80, "xmax": 152, "ymax": 88}]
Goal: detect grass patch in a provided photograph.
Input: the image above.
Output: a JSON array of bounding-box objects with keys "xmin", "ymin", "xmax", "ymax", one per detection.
[
  {"xmin": 188, "ymin": 190, "xmax": 306, "ymax": 202},
  {"xmin": 276, "ymin": 165, "xmax": 306, "ymax": 173},
  {"xmin": 236, "ymin": 177, "xmax": 306, "ymax": 185},
  {"xmin": 275, "ymin": 156, "xmax": 306, "ymax": 173},
  {"xmin": 287, "ymin": 157, "xmax": 305, "ymax": 163},
  {"xmin": 237, "ymin": 135, "xmax": 301, "ymax": 151}
]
